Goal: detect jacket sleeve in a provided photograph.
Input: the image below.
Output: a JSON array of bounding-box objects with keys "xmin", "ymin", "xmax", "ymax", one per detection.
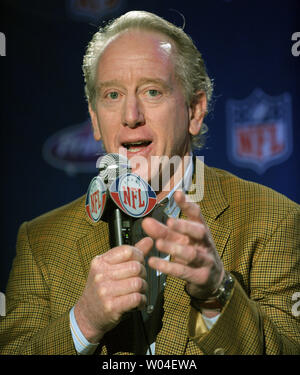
[
  {"xmin": 188, "ymin": 208, "xmax": 300, "ymax": 354},
  {"xmin": 0, "ymin": 222, "xmax": 77, "ymax": 355}
]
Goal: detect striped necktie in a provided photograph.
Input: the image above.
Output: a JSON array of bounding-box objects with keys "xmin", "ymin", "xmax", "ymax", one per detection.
[{"xmin": 131, "ymin": 199, "xmax": 169, "ymax": 321}]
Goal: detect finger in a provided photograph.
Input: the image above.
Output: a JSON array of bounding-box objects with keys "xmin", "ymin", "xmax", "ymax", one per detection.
[
  {"xmin": 156, "ymin": 238, "xmax": 207, "ymax": 265},
  {"xmin": 166, "ymin": 218, "xmax": 211, "ymax": 246},
  {"xmin": 114, "ymin": 292, "xmax": 147, "ymax": 314},
  {"xmin": 173, "ymin": 191, "xmax": 206, "ymax": 224},
  {"xmin": 135, "ymin": 236, "xmax": 154, "ymax": 257},
  {"xmin": 110, "ymin": 261, "xmax": 147, "ymax": 281},
  {"xmin": 98, "ymin": 277, "xmax": 148, "ymax": 299},
  {"xmin": 148, "ymin": 256, "xmax": 193, "ymax": 281},
  {"xmin": 148, "ymin": 256, "xmax": 212, "ymax": 284},
  {"xmin": 142, "ymin": 217, "xmax": 187, "ymax": 244},
  {"xmin": 101, "ymin": 245, "xmax": 145, "ymax": 265}
]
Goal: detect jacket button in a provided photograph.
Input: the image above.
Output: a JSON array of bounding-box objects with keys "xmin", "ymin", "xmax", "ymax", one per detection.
[{"xmin": 214, "ymin": 348, "xmax": 225, "ymax": 355}]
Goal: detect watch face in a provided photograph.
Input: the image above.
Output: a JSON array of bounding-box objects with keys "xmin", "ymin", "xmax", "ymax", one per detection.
[{"xmin": 217, "ymin": 273, "xmax": 235, "ymax": 306}]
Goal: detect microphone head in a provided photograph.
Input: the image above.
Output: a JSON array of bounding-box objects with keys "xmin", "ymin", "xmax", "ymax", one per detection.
[
  {"xmin": 109, "ymin": 172, "xmax": 157, "ymax": 218},
  {"xmin": 85, "ymin": 176, "xmax": 107, "ymax": 223},
  {"xmin": 97, "ymin": 153, "xmax": 131, "ymax": 187}
]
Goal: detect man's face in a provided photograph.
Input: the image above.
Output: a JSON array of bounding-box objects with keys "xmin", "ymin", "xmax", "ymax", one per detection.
[{"xmin": 89, "ymin": 30, "xmax": 205, "ymax": 186}]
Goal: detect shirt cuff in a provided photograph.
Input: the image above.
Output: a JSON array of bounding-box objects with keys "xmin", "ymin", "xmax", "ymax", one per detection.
[{"xmin": 69, "ymin": 306, "xmax": 99, "ymax": 355}]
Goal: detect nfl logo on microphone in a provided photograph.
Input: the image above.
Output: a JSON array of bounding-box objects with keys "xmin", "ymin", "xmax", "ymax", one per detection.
[{"xmin": 226, "ymin": 89, "xmax": 293, "ymax": 174}]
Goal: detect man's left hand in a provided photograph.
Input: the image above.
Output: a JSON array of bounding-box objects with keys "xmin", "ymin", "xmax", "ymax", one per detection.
[{"xmin": 142, "ymin": 191, "xmax": 225, "ymax": 302}]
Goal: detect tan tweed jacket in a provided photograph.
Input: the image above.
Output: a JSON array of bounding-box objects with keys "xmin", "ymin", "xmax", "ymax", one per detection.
[{"xmin": 0, "ymin": 165, "xmax": 299, "ymax": 354}]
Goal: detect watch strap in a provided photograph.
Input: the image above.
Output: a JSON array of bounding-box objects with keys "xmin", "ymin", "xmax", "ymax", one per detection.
[{"xmin": 184, "ymin": 271, "xmax": 235, "ymax": 311}]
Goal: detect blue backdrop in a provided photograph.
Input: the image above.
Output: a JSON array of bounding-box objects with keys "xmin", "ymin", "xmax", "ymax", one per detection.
[{"xmin": 0, "ymin": 0, "xmax": 299, "ymax": 292}]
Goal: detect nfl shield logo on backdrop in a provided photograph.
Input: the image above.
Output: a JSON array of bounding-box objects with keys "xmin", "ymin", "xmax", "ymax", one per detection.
[{"xmin": 226, "ymin": 89, "xmax": 293, "ymax": 174}]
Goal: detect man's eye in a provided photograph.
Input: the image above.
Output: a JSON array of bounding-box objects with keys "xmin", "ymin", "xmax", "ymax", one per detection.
[
  {"xmin": 147, "ymin": 89, "xmax": 160, "ymax": 97},
  {"xmin": 107, "ymin": 92, "xmax": 119, "ymax": 100}
]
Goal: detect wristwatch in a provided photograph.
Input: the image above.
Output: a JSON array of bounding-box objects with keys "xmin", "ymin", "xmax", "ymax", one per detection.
[{"xmin": 185, "ymin": 271, "xmax": 235, "ymax": 311}]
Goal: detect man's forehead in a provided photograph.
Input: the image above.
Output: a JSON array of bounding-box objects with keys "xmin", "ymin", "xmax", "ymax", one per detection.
[
  {"xmin": 101, "ymin": 29, "xmax": 175, "ymax": 58},
  {"xmin": 96, "ymin": 30, "xmax": 177, "ymax": 85}
]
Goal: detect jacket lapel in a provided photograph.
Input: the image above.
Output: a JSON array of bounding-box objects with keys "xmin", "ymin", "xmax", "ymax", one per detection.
[
  {"xmin": 156, "ymin": 160, "xmax": 231, "ymax": 354},
  {"xmin": 188, "ymin": 159, "xmax": 231, "ymax": 258}
]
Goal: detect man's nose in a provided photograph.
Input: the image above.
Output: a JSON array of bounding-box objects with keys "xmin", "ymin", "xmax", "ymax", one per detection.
[{"xmin": 122, "ymin": 95, "xmax": 145, "ymax": 128}]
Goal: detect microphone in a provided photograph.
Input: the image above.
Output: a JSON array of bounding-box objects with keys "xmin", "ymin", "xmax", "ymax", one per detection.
[
  {"xmin": 86, "ymin": 153, "xmax": 157, "ymax": 247},
  {"xmin": 98, "ymin": 153, "xmax": 130, "ymax": 187},
  {"xmin": 85, "ymin": 153, "xmax": 160, "ymax": 353},
  {"xmin": 98, "ymin": 153, "xmax": 132, "ymax": 247}
]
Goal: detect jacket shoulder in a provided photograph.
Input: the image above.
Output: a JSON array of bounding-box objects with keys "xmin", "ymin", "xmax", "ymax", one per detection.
[
  {"xmin": 19, "ymin": 195, "xmax": 93, "ymax": 255},
  {"xmin": 206, "ymin": 166, "xmax": 299, "ymax": 222}
]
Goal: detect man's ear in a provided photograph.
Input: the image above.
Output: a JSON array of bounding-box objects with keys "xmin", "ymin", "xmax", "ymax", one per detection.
[
  {"xmin": 88, "ymin": 103, "xmax": 101, "ymax": 141},
  {"xmin": 188, "ymin": 91, "xmax": 207, "ymax": 136}
]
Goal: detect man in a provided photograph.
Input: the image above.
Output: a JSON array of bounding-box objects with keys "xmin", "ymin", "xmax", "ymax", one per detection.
[{"xmin": 0, "ymin": 11, "xmax": 299, "ymax": 355}]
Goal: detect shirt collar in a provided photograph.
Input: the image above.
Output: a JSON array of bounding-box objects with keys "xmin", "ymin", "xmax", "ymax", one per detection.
[{"xmin": 160, "ymin": 153, "xmax": 194, "ymax": 218}]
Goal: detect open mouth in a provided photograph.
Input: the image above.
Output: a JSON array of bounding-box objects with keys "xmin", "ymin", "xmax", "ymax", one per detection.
[{"xmin": 122, "ymin": 140, "xmax": 152, "ymax": 153}]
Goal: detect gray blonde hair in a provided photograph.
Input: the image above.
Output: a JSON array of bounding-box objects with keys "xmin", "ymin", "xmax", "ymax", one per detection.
[{"xmin": 82, "ymin": 10, "xmax": 213, "ymax": 149}]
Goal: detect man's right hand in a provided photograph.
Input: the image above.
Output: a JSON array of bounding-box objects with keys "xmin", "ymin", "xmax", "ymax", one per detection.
[{"xmin": 74, "ymin": 237, "xmax": 153, "ymax": 343}]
